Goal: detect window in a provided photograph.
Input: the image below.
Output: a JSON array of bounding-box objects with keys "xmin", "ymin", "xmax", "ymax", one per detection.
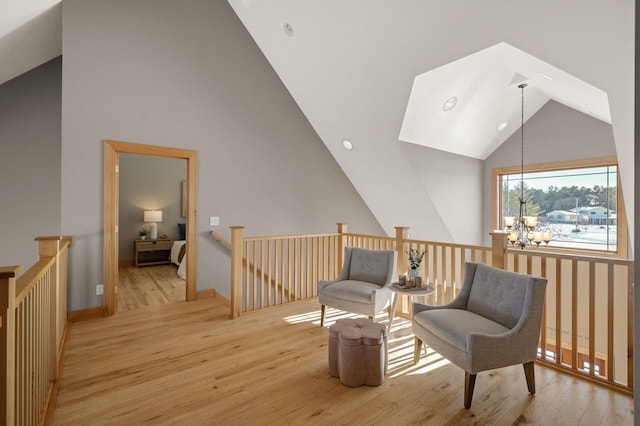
[{"xmin": 493, "ymin": 157, "xmax": 627, "ymax": 256}]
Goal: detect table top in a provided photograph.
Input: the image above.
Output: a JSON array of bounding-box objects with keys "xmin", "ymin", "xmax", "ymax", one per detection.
[{"xmin": 389, "ymin": 282, "xmax": 434, "ymax": 295}]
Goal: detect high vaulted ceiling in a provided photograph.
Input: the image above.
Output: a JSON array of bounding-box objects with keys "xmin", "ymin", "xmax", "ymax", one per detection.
[
  {"xmin": 1, "ymin": 0, "xmax": 634, "ymax": 245},
  {"xmin": 227, "ymin": 0, "xmax": 634, "ymax": 244},
  {"xmin": 400, "ymin": 42, "xmax": 610, "ymax": 160}
]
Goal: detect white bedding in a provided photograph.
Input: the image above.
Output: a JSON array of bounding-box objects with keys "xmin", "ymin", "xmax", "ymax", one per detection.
[{"xmin": 171, "ymin": 240, "xmax": 187, "ymax": 280}]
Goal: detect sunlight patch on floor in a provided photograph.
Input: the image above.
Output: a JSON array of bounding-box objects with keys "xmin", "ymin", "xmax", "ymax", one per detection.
[{"xmin": 281, "ymin": 306, "xmax": 450, "ymax": 376}]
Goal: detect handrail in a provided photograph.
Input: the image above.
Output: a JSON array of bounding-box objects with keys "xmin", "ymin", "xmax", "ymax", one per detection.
[
  {"xmin": 15, "ymin": 257, "xmax": 56, "ymax": 303},
  {"xmin": 1, "ymin": 235, "xmax": 72, "ymax": 425},
  {"xmin": 210, "ymin": 230, "xmax": 231, "ymax": 250},
  {"xmin": 506, "ymin": 246, "xmax": 634, "ymax": 265},
  {"xmin": 242, "ymin": 232, "xmax": 340, "ymax": 242}
]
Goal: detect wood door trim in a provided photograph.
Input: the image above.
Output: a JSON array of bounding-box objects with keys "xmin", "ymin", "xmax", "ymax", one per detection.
[{"xmin": 103, "ymin": 140, "xmax": 198, "ymax": 316}]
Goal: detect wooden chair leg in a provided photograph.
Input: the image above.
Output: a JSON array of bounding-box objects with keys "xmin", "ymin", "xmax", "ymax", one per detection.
[
  {"xmin": 464, "ymin": 372, "xmax": 476, "ymax": 409},
  {"xmin": 320, "ymin": 305, "xmax": 326, "ymax": 327},
  {"xmin": 413, "ymin": 337, "xmax": 423, "ymax": 364},
  {"xmin": 523, "ymin": 361, "xmax": 535, "ymax": 394}
]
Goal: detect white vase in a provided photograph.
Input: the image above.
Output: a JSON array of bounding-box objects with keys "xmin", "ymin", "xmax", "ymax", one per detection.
[{"xmin": 408, "ymin": 268, "xmax": 421, "ymax": 280}]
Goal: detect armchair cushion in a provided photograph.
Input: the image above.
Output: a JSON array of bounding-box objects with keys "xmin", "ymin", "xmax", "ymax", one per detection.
[
  {"xmin": 321, "ymin": 280, "xmax": 383, "ymax": 304},
  {"xmin": 466, "ymin": 266, "xmax": 530, "ymax": 329},
  {"xmin": 413, "ymin": 309, "xmax": 509, "ymax": 353},
  {"xmin": 348, "ymin": 248, "xmax": 393, "ymax": 286}
]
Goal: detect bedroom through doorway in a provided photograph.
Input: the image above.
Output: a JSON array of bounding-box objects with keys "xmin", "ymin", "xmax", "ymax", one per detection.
[
  {"xmin": 116, "ymin": 153, "xmax": 188, "ymax": 312},
  {"xmin": 103, "ymin": 141, "xmax": 198, "ymax": 316}
]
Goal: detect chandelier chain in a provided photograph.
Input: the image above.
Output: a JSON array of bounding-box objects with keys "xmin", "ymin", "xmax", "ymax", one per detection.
[{"xmin": 504, "ymin": 83, "xmax": 551, "ymax": 248}]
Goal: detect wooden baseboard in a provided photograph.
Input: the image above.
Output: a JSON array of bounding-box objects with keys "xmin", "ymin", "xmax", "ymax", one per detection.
[
  {"xmin": 195, "ymin": 289, "xmax": 230, "ymax": 306},
  {"xmin": 215, "ymin": 292, "xmax": 230, "ymax": 306},
  {"xmin": 68, "ymin": 306, "xmax": 106, "ymax": 323},
  {"xmin": 118, "ymin": 259, "xmax": 134, "ymax": 267},
  {"xmin": 195, "ymin": 289, "xmax": 216, "ymax": 300}
]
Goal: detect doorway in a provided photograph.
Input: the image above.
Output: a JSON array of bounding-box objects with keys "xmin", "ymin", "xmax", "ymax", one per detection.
[{"xmin": 103, "ymin": 140, "xmax": 197, "ymax": 316}]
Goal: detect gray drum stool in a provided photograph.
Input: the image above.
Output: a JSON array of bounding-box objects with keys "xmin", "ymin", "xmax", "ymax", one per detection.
[{"xmin": 328, "ymin": 318, "xmax": 388, "ymax": 387}]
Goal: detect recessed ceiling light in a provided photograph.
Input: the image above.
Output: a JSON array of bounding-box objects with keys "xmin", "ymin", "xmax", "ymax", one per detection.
[
  {"xmin": 497, "ymin": 121, "xmax": 508, "ymax": 132},
  {"xmin": 537, "ymin": 72, "xmax": 555, "ymax": 81},
  {"xmin": 283, "ymin": 23, "xmax": 294, "ymax": 37},
  {"xmin": 341, "ymin": 139, "xmax": 353, "ymax": 150},
  {"xmin": 442, "ymin": 96, "xmax": 458, "ymax": 111}
]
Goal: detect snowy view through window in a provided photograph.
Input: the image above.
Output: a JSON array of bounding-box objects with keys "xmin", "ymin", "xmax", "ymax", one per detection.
[{"xmin": 501, "ymin": 165, "xmax": 617, "ymax": 252}]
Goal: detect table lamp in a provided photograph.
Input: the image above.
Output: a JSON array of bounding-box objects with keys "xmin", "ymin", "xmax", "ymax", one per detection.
[{"xmin": 144, "ymin": 210, "xmax": 162, "ymax": 240}]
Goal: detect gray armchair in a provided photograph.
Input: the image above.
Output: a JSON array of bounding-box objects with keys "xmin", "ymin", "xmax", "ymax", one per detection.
[
  {"xmin": 319, "ymin": 247, "xmax": 397, "ymax": 327},
  {"xmin": 412, "ymin": 262, "xmax": 547, "ymax": 408}
]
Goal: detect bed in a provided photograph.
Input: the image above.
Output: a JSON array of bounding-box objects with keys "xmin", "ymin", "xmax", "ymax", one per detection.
[{"xmin": 171, "ymin": 240, "xmax": 187, "ymax": 280}]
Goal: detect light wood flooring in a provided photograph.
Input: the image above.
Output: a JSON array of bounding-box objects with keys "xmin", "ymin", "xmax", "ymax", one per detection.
[
  {"xmin": 52, "ymin": 299, "xmax": 634, "ymax": 425},
  {"xmin": 117, "ymin": 264, "xmax": 185, "ymax": 313}
]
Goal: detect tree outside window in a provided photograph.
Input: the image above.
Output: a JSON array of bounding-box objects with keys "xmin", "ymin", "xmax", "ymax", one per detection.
[{"xmin": 497, "ymin": 162, "xmax": 620, "ymax": 253}]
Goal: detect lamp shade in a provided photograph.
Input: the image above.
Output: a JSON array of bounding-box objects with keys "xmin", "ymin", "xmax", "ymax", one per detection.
[{"xmin": 144, "ymin": 210, "xmax": 163, "ymax": 223}]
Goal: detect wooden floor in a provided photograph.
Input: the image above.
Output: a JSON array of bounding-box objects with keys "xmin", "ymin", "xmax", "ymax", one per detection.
[
  {"xmin": 52, "ymin": 299, "xmax": 634, "ymax": 425},
  {"xmin": 117, "ymin": 264, "xmax": 185, "ymax": 313}
]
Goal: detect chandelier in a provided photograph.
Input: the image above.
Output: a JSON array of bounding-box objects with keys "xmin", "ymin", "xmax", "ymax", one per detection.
[{"xmin": 504, "ymin": 83, "xmax": 551, "ymax": 249}]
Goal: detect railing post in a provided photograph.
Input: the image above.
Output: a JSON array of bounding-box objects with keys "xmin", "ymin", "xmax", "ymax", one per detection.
[
  {"xmin": 230, "ymin": 226, "xmax": 244, "ymax": 319},
  {"xmin": 395, "ymin": 227, "xmax": 409, "ymax": 277},
  {"xmin": 490, "ymin": 231, "xmax": 508, "ymax": 270},
  {"xmin": 0, "ymin": 265, "xmax": 21, "ymax": 426},
  {"xmin": 337, "ymin": 223, "xmax": 347, "ymax": 269}
]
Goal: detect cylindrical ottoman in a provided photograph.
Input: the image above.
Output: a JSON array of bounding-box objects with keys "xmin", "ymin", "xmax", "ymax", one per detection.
[{"xmin": 328, "ymin": 318, "xmax": 387, "ymax": 387}]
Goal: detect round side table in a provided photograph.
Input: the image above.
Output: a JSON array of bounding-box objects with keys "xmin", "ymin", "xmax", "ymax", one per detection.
[{"xmin": 388, "ymin": 283, "xmax": 434, "ymax": 333}]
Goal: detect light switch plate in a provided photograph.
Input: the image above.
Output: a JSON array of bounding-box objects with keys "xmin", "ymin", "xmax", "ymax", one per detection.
[{"xmin": 210, "ymin": 216, "xmax": 220, "ymax": 226}]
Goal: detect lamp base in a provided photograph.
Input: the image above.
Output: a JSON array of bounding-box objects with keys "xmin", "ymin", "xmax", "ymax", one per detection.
[{"xmin": 150, "ymin": 222, "xmax": 158, "ymax": 240}]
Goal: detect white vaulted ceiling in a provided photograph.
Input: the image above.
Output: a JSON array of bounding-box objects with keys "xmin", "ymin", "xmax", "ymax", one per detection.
[
  {"xmin": 226, "ymin": 0, "xmax": 634, "ymax": 245},
  {"xmin": 0, "ymin": 0, "xmax": 61, "ymax": 85},
  {"xmin": 400, "ymin": 42, "xmax": 610, "ymax": 160}
]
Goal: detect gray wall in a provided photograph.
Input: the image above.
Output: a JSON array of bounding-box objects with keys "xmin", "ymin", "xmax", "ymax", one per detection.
[
  {"xmin": 0, "ymin": 57, "xmax": 61, "ymax": 271},
  {"xmin": 483, "ymin": 100, "xmax": 617, "ymax": 245},
  {"xmin": 61, "ymin": 0, "xmax": 384, "ymax": 310},
  {"xmin": 118, "ymin": 154, "xmax": 186, "ymax": 261}
]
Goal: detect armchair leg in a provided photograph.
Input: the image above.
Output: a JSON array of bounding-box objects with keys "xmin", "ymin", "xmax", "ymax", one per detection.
[
  {"xmin": 320, "ymin": 305, "xmax": 326, "ymax": 327},
  {"xmin": 523, "ymin": 361, "xmax": 535, "ymax": 394},
  {"xmin": 464, "ymin": 372, "xmax": 476, "ymax": 409},
  {"xmin": 413, "ymin": 337, "xmax": 423, "ymax": 364}
]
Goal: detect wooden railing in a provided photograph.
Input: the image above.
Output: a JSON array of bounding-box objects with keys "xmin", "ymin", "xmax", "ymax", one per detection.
[
  {"xmin": 230, "ymin": 226, "xmax": 342, "ymax": 318},
  {"xmin": 228, "ymin": 223, "xmax": 633, "ymax": 394},
  {"xmin": 503, "ymin": 247, "xmax": 633, "ymax": 394},
  {"xmin": 229, "ymin": 224, "xmax": 492, "ymax": 317},
  {"xmin": 0, "ymin": 236, "xmax": 72, "ymax": 425}
]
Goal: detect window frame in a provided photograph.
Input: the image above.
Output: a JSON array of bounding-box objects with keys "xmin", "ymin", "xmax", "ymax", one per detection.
[{"xmin": 492, "ymin": 156, "xmax": 628, "ymax": 258}]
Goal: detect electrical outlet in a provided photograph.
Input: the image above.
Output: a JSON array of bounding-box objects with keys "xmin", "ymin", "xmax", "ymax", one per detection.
[
  {"xmin": 209, "ymin": 216, "xmax": 220, "ymax": 226},
  {"xmin": 96, "ymin": 284, "xmax": 104, "ymax": 295}
]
